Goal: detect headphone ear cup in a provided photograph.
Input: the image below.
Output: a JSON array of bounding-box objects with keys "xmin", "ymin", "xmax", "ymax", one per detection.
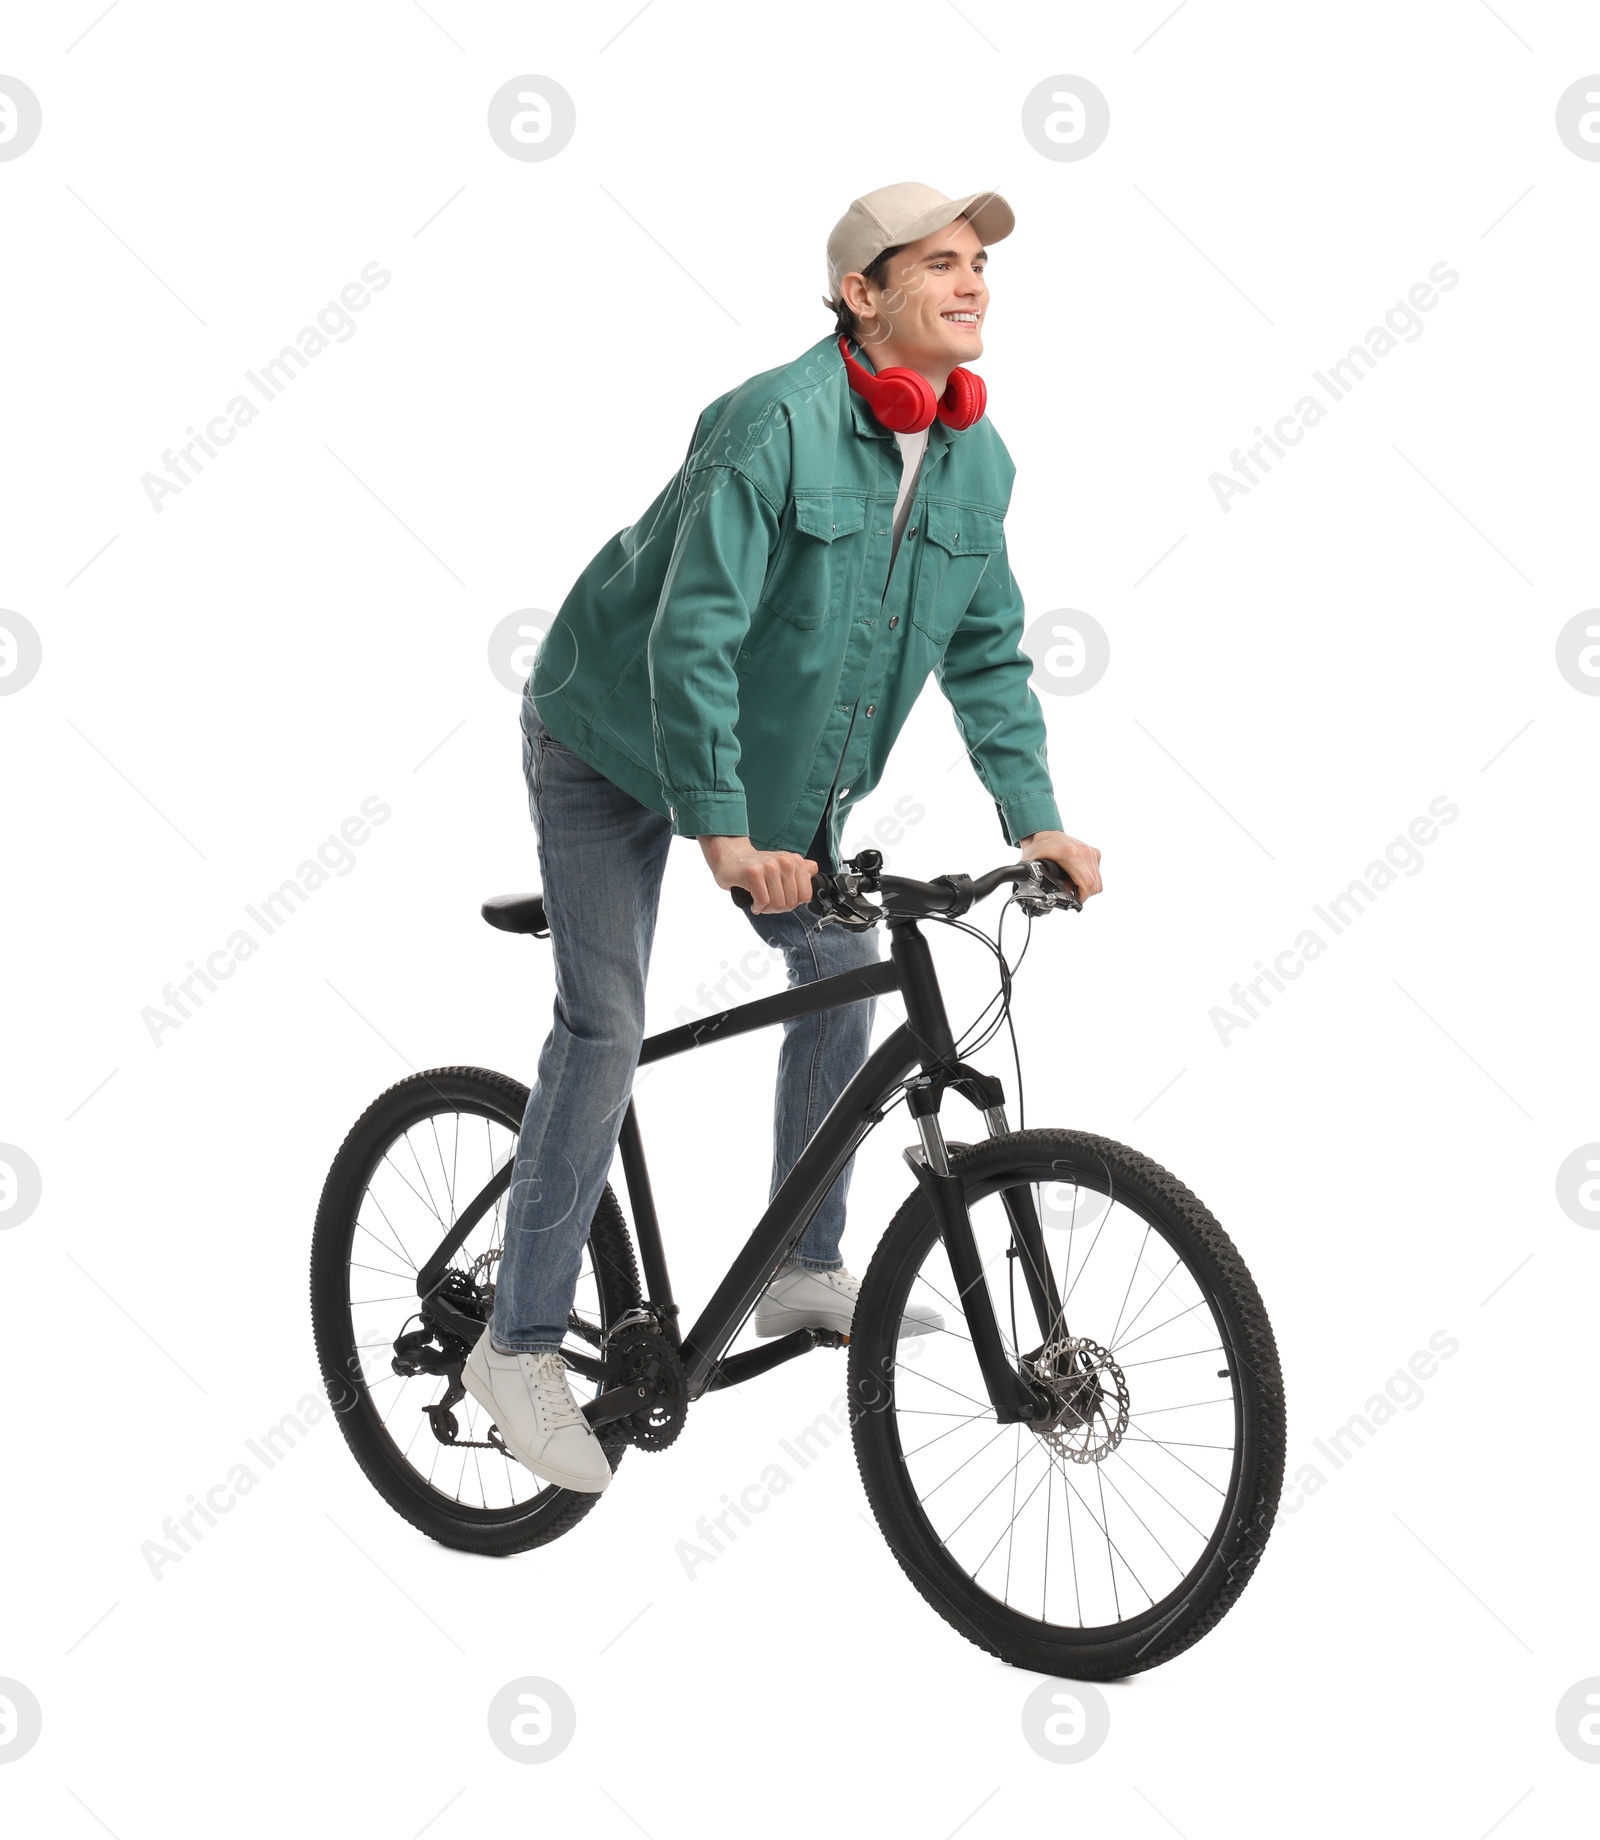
[
  {"xmin": 937, "ymin": 365, "xmax": 987, "ymax": 430},
  {"xmin": 869, "ymin": 365, "xmax": 938, "ymax": 433}
]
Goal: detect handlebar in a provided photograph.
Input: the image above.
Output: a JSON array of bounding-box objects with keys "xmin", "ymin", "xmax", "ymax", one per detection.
[{"xmin": 729, "ymin": 849, "xmax": 1082, "ymax": 930}]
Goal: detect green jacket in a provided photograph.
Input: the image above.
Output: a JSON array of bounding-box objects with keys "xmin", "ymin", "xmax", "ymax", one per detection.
[{"xmin": 530, "ymin": 329, "xmax": 1062, "ymax": 865}]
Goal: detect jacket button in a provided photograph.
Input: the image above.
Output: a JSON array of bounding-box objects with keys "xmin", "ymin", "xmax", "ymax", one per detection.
[
  {"xmin": 888, "ymin": 615, "xmax": 899, "ymax": 628},
  {"xmin": 907, "ymin": 524, "xmax": 918, "ymax": 537},
  {"xmin": 865, "ymin": 703, "xmax": 876, "ymax": 717}
]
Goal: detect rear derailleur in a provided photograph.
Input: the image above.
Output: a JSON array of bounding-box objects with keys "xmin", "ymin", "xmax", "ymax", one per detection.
[
  {"xmin": 391, "ymin": 1266, "xmax": 512, "ymax": 1453},
  {"xmin": 390, "ymin": 1335, "xmax": 514, "ymax": 1456}
]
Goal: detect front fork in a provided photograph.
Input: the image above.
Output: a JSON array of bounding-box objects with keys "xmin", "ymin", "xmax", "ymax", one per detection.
[{"xmin": 903, "ymin": 1071, "xmax": 1064, "ymax": 1424}]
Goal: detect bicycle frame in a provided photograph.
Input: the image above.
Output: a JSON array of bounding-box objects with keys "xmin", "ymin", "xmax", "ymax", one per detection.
[
  {"xmin": 617, "ymin": 900, "xmax": 1066, "ymax": 1421},
  {"xmin": 419, "ymin": 911, "xmax": 1058, "ymax": 1425}
]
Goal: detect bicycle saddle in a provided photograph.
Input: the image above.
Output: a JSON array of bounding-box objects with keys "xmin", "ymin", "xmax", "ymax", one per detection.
[{"xmin": 481, "ymin": 892, "xmax": 550, "ymax": 937}]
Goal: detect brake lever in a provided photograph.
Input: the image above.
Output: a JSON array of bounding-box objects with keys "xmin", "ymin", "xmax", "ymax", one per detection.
[
  {"xmin": 807, "ymin": 869, "xmax": 881, "ymax": 931},
  {"xmin": 1013, "ymin": 859, "xmax": 1083, "ymax": 916}
]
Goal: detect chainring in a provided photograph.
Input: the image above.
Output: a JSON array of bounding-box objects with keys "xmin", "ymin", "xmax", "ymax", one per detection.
[{"xmin": 607, "ymin": 1323, "xmax": 687, "ymax": 1452}]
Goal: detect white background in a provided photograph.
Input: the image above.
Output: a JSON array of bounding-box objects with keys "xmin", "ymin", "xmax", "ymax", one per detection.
[{"xmin": 2, "ymin": 0, "xmax": 1596, "ymax": 1831}]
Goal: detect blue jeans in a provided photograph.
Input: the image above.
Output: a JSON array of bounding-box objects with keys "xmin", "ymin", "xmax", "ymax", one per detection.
[{"xmin": 490, "ymin": 692, "xmax": 883, "ymax": 1354}]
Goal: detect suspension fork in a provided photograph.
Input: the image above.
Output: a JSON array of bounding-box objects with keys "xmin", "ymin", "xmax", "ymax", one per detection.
[
  {"xmin": 944, "ymin": 1067, "xmax": 1065, "ymax": 1353},
  {"xmin": 904, "ymin": 1080, "xmax": 1047, "ymax": 1424}
]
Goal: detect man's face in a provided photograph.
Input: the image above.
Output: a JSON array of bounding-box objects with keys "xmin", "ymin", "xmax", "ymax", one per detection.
[{"xmin": 849, "ymin": 217, "xmax": 989, "ymax": 370}]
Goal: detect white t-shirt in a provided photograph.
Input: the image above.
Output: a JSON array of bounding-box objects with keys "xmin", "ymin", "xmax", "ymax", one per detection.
[{"xmin": 890, "ymin": 427, "xmax": 929, "ymax": 565}]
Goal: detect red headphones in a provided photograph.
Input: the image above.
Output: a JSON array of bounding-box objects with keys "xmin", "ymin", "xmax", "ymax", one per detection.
[{"xmin": 837, "ymin": 335, "xmax": 987, "ymax": 434}]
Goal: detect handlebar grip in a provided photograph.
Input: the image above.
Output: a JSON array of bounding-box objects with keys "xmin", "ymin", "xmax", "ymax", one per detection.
[{"xmin": 732, "ymin": 880, "xmax": 832, "ymax": 913}]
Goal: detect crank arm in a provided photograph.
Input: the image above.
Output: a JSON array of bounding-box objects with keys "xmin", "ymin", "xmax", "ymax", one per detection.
[{"xmin": 581, "ymin": 1380, "xmax": 659, "ymax": 1429}]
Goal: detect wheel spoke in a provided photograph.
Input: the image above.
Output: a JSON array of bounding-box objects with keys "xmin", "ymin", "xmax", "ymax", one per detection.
[
  {"xmin": 1118, "ymin": 1428, "xmax": 1230, "ymax": 1496},
  {"xmin": 347, "ymin": 1258, "xmax": 416, "ymax": 1284},
  {"xmin": 900, "ymin": 1408, "xmax": 994, "ymax": 1461},
  {"xmin": 1106, "ymin": 1222, "xmax": 1151, "ymax": 1348},
  {"xmin": 1111, "ymin": 1296, "xmax": 1210, "ymax": 1356},
  {"xmin": 358, "ymin": 1187, "xmax": 419, "ymax": 1274},
  {"xmin": 1106, "ymin": 1447, "xmax": 1212, "ymax": 1540},
  {"xmin": 918, "ymin": 1421, "xmax": 1014, "ymax": 1508},
  {"xmin": 1112, "ymin": 1248, "xmax": 1186, "ymax": 1350},
  {"xmin": 893, "ymin": 1364, "xmax": 995, "ymax": 1415}
]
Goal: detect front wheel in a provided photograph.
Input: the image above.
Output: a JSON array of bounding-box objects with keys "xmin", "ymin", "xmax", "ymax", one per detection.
[{"xmin": 849, "ymin": 1128, "xmax": 1284, "ymax": 1679}]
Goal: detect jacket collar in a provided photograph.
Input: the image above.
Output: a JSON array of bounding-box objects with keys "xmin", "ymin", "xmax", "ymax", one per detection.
[{"xmin": 833, "ymin": 333, "xmax": 959, "ymax": 459}]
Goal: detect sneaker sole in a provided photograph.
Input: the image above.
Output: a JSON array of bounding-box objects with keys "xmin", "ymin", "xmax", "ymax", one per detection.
[
  {"xmin": 899, "ymin": 1316, "xmax": 946, "ymax": 1338},
  {"xmin": 753, "ymin": 1308, "xmax": 853, "ymax": 1339}
]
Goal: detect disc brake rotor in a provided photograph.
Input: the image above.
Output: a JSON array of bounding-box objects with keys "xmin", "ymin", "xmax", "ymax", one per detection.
[{"xmin": 1029, "ymin": 1335, "xmax": 1130, "ymax": 1464}]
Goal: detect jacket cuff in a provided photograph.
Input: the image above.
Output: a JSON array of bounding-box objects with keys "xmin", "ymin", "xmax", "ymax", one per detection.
[
  {"xmin": 665, "ymin": 790, "xmax": 750, "ymax": 840},
  {"xmin": 996, "ymin": 794, "xmax": 1063, "ymax": 849}
]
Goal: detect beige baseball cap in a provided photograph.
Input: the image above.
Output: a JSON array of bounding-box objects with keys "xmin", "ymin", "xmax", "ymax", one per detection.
[{"xmin": 825, "ymin": 181, "xmax": 1015, "ymax": 307}]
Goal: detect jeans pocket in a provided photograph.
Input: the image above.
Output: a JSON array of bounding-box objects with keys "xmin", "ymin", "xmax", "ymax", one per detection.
[
  {"xmin": 525, "ymin": 695, "xmax": 575, "ymax": 756},
  {"xmin": 521, "ymin": 697, "xmax": 542, "ymax": 816}
]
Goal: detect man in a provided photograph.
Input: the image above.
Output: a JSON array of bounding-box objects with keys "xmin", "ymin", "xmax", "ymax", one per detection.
[{"xmin": 465, "ymin": 181, "xmax": 1104, "ymax": 1494}]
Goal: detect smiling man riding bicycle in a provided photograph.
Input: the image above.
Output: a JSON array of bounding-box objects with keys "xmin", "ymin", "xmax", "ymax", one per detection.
[{"xmin": 466, "ymin": 181, "xmax": 1104, "ymax": 1494}]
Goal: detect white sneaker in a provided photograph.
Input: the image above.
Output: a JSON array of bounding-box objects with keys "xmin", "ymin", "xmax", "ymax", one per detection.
[
  {"xmin": 462, "ymin": 1332, "xmax": 612, "ymax": 1493},
  {"xmin": 752, "ymin": 1264, "xmax": 944, "ymax": 1341}
]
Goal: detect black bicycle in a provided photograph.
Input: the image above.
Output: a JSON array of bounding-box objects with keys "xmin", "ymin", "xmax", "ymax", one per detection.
[{"xmin": 310, "ymin": 849, "xmax": 1284, "ymax": 1679}]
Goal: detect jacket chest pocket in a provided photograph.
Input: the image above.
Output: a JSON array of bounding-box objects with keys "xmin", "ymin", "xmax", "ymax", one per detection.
[
  {"xmin": 911, "ymin": 507, "xmax": 1006, "ymax": 645},
  {"xmin": 760, "ymin": 490, "xmax": 868, "ymax": 629}
]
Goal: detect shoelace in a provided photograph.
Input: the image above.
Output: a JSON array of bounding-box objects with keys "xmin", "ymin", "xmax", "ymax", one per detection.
[{"xmin": 522, "ymin": 1352, "xmax": 583, "ymax": 1430}]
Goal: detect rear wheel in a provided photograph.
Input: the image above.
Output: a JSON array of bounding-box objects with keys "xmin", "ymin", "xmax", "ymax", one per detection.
[
  {"xmin": 849, "ymin": 1128, "xmax": 1283, "ymax": 1678},
  {"xmin": 310, "ymin": 1066, "xmax": 641, "ymax": 1555}
]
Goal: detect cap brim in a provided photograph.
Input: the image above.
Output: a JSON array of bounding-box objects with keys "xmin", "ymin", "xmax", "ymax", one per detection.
[{"xmin": 897, "ymin": 189, "xmax": 1014, "ymax": 252}]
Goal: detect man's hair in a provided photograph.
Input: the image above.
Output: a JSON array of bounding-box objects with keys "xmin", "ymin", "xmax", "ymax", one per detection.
[{"xmin": 829, "ymin": 242, "xmax": 908, "ymax": 343}]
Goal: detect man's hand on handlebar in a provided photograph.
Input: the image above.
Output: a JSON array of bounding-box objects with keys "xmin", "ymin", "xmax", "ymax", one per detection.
[
  {"xmin": 1018, "ymin": 829, "xmax": 1103, "ymax": 902},
  {"xmin": 698, "ymin": 834, "xmax": 818, "ymax": 915}
]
